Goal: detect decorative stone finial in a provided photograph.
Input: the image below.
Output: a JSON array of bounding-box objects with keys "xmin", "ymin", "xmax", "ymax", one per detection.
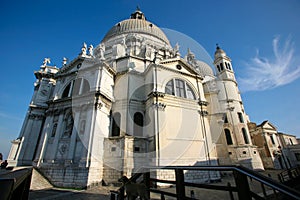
[{"xmin": 62, "ymin": 57, "xmax": 68, "ymax": 65}]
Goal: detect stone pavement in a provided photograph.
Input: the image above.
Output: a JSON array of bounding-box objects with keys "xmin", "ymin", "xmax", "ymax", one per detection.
[
  {"xmin": 29, "ymin": 170, "xmax": 284, "ymax": 200},
  {"xmin": 29, "ymin": 186, "xmax": 113, "ymax": 200}
]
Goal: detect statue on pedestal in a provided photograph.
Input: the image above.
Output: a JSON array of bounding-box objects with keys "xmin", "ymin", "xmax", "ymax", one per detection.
[
  {"xmin": 80, "ymin": 42, "xmax": 87, "ymax": 56},
  {"xmin": 41, "ymin": 58, "xmax": 51, "ymax": 68},
  {"xmin": 88, "ymin": 45, "xmax": 94, "ymax": 57}
]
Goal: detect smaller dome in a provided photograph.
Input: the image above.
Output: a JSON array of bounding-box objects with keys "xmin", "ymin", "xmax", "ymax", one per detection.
[
  {"xmin": 185, "ymin": 48, "xmax": 214, "ymax": 77},
  {"xmin": 195, "ymin": 60, "xmax": 214, "ymax": 77},
  {"xmin": 214, "ymin": 44, "xmax": 226, "ymax": 59}
]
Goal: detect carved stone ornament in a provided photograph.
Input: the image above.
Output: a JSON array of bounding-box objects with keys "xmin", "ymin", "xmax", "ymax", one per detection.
[
  {"xmin": 198, "ymin": 100, "xmax": 208, "ymax": 106},
  {"xmin": 95, "ymin": 101, "xmax": 103, "ymax": 110},
  {"xmin": 152, "ymin": 91, "xmax": 165, "ymax": 98},
  {"xmin": 59, "ymin": 143, "xmax": 68, "ymax": 155},
  {"xmin": 153, "ymin": 102, "xmax": 166, "ymax": 111},
  {"xmin": 63, "ymin": 114, "xmax": 74, "ymax": 137},
  {"xmin": 199, "ymin": 110, "xmax": 209, "ymax": 116},
  {"xmin": 29, "ymin": 113, "xmax": 44, "ymax": 120}
]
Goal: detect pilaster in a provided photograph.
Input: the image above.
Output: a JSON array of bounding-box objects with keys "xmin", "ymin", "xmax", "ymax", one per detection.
[{"xmin": 66, "ymin": 111, "xmax": 80, "ymax": 163}]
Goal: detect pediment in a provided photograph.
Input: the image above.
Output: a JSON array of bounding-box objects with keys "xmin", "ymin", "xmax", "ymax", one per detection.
[
  {"xmin": 159, "ymin": 58, "xmax": 200, "ymax": 77},
  {"xmin": 260, "ymin": 120, "xmax": 277, "ymax": 131},
  {"xmin": 57, "ymin": 57, "xmax": 85, "ymax": 76}
]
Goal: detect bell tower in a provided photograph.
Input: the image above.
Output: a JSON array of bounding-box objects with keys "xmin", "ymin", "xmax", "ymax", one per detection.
[
  {"xmin": 213, "ymin": 45, "xmax": 264, "ymax": 170},
  {"xmin": 214, "ymin": 44, "xmax": 235, "ymax": 80}
]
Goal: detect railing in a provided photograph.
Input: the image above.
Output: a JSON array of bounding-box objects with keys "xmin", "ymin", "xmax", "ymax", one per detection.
[
  {"xmin": 110, "ymin": 165, "xmax": 300, "ymax": 200},
  {"xmin": 0, "ymin": 167, "xmax": 33, "ymax": 200}
]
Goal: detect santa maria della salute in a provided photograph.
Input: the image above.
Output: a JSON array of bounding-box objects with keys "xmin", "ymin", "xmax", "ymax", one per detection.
[{"xmin": 7, "ymin": 8, "xmax": 299, "ymax": 188}]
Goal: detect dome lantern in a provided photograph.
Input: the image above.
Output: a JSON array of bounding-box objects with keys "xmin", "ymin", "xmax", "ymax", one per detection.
[
  {"xmin": 101, "ymin": 8, "xmax": 170, "ymax": 46},
  {"xmin": 130, "ymin": 6, "xmax": 146, "ymax": 20}
]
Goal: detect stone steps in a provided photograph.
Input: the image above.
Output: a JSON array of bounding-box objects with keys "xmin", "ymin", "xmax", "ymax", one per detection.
[{"xmin": 30, "ymin": 168, "xmax": 53, "ymax": 190}]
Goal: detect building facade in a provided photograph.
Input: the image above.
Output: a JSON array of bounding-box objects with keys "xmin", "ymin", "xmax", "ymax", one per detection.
[
  {"xmin": 8, "ymin": 9, "xmax": 264, "ymax": 188},
  {"xmin": 248, "ymin": 121, "xmax": 300, "ymax": 169}
]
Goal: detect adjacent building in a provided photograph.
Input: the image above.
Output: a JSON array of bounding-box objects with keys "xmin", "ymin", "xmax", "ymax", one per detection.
[{"xmin": 248, "ymin": 121, "xmax": 300, "ymax": 169}]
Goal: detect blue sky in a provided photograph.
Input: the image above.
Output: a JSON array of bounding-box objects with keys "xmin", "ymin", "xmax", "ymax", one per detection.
[{"xmin": 1, "ymin": 0, "xmax": 300, "ymax": 158}]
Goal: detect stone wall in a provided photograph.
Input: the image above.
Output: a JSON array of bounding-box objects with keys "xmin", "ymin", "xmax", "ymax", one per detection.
[
  {"xmin": 38, "ymin": 166, "xmax": 90, "ymax": 189},
  {"xmin": 102, "ymin": 136, "xmax": 150, "ymax": 183},
  {"xmin": 102, "ymin": 165, "xmax": 122, "ymax": 184}
]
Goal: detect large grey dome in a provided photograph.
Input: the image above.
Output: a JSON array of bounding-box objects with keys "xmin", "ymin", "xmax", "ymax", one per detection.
[{"xmin": 101, "ymin": 9, "xmax": 170, "ymax": 45}]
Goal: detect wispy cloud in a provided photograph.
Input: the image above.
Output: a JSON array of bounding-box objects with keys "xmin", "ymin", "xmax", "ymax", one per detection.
[
  {"xmin": 0, "ymin": 111, "xmax": 23, "ymax": 121},
  {"xmin": 239, "ymin": 36, "xmax": 300, "ymax": 92}
]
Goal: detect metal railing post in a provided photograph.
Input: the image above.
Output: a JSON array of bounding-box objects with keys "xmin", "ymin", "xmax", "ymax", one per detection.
[
  {"xmin": 175, "ymin": 169, "xmax": 185, "ymax": 199},
  {"xmin": 233, "ymin": 170, "xmax": 251, "ymax": 200},
  {"xmin": 119, "ymin": 187, "xmax": 125, "ymax": 200},
  {"xmin": 227, "ymin": 182, "xmax": 234, "ymax": 200},
  {"xmin": 143, "ymin": 171, "xmax": 150, "ymax": 199}
]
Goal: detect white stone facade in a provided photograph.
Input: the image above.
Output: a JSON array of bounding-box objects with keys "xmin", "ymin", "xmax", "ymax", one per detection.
[{"xmin": 8, "ymin": 9, "xmax": 264, "ymax": 188}]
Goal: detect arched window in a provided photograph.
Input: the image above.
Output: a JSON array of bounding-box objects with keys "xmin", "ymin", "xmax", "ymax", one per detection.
[
  {"xmin": 270, "ymin": 134, "xmax": 275, "ymax": 145},
  {"xmin": 112, "ymin": 112, "xmax": 121, "ymax": 137},
  {"xmin": 186, "ymin": 84, "xmax": 196, "ymax": 99},
  {"xmin": 81, "ymin": 79, "xmax": 90, "ymax": 95},
  {"xmin": 175, "ymin": 79, "xmax": 185, "ymax": 97},
  {"xmin": 61, "ymin": 78, "xmax": 90, "ymax": 98},
  {"xmin": 238, "ymin": 112, "xmax": 244, "ymax": 123},
  {"xmin": 165, "ymin": 79, "xmax": 196, "ymax": 100},
  {"xmin": 73, "ymin": 78, "xmax": 90, "ymax": 96},
  {"xmin": 165, "ymin": 80, "xmax": 174, "ymax": 95},
  {"xmin": 62, "ymin": 82, "xmax": 72, "ymax": 98},
  {"xmin": 133, "ymin": 112, "xmax": 143, "ymax": 137},
  {"xmin": 228, "ymin": 63, "xmax": 232, "ymax": 70},
  {"xmin": 220, "ymin": 63, "xmax": 224, "ymax": 70},
  {"xmin": 225, "ymin": 129, "xmax": 233, "ymax": 145},
  {"xmin": 225, "ymin": 62, "xmax": 229, "ymax": 69},
  {"xmin": 242, "ymin": 128, "xmax": 249, "ymax": 144},
  {"xmin": 73, "ymin": 79, "xmax": 81, "ymax": 96}
]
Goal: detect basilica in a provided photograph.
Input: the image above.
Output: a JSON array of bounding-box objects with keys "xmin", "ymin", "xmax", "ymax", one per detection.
[{"xmin": 8, "ymin": 8, "xmax": 265, "ymax": 188}]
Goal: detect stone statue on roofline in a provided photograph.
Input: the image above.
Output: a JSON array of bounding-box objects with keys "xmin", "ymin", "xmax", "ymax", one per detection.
[
  {"xmin": 99, "ymin": 43, "xmax": 105, "ymax": 60},
  {"xmin": 80, "ymin": 42, "xmax": 87, "ymax": 56},
  {"xmin": 41, "ymin": 58, "xmax": 51, "ymax": 68},
  {"xmin": 173, "ymin": 43, "xmax": 180, "ymax": 58},
  {"xmin": 88, "ymin": 45, "xmax": 94, "ymax": 57},
  {"xmin": 62, "ymin": 57, "xmax": 68, "ymax": 65}
]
